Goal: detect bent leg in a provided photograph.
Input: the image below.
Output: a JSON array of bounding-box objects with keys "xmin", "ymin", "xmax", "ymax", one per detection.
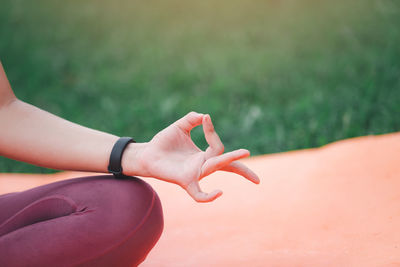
[{"xmin": 0, "ymin": 175, "xmax": 164, "ymax": 267}]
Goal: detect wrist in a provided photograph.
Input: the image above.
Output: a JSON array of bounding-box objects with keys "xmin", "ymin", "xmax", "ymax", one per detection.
[{"xmin": 120, "ymin": 142, "xmax": 148, "ymax": 177}]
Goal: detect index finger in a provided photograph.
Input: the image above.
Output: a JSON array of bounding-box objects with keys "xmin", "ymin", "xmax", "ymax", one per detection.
[
  {"xmin": 203, "ymin": 114, "xmax": 225, "ymax": 158},
  {"xmin": 174, "ymin": 111, "xmax": 204, "ymax": 134}
]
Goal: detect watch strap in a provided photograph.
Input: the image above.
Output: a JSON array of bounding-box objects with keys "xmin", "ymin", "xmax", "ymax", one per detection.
[{"xmin": 108, "ymin": 137, "xmax": 135, "ymax": 178}]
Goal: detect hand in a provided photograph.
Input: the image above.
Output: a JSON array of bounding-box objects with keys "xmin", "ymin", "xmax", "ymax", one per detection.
[{"xmin": 124, "ymin": 112, "xmax": 260, "ymax": 202}]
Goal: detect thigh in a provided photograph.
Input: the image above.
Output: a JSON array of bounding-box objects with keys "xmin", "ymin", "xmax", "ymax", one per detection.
[{"xmin": 0, "ymin": 175, "xmax": 163, "ymax": 267}]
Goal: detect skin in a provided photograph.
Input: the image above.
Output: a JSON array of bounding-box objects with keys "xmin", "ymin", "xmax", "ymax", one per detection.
[{"xmin": 0, "ymin": 61, "xmax": 259, "ymax": 203}]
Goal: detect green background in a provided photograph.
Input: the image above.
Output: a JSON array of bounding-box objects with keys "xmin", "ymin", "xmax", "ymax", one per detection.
[{"xmin": 1, "ymin": 0, "xmax": 399, "ymax": 173}]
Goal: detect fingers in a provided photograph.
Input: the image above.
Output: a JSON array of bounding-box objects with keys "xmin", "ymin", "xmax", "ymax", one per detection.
[
  {"xmin": 201, "ymin": 149, "xmax": 250, "ymax": 178},
  {"xmin": 203, "ymin": 114, "xmax": 224, "ymax": 158},
  {"xmin": 185, "ymin": 180, "xmax": 223, "ymax": 203},
  {"xmin": 221, "ymin": 161, "xmax": 260, "ymax": 184},
  {"xmin": 174, "ymin": 111, "xmax": 204, "ymax": 134}
]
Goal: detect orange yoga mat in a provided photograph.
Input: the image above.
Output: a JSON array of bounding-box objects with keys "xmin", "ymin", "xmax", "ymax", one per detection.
[{"xmin": 1, "ymin": 132, "xmax": 400, "ymax": 266}]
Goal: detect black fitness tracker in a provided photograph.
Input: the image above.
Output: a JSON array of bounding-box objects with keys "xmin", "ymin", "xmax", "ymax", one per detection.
[{"xmin": 108, "ymin": 137, "xmax": 135, "ymax": 179}]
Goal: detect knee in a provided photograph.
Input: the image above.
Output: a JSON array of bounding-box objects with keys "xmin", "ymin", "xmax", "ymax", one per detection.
[
  {"xmin": 105, "ymin": 177, "xmax": 164, "ymax": 265},
  {"xmin": 91, "ymin": 176, "xmax": 164, "ymax": 238},
  {"xmin": 121, "ymin": 177, "xmax": 164, "ymax": 241},
  {"xmin": 107, "ymin": 176, "xmax": 164, "ymax": 231},
  {"xmin": 55, "ymin": 175, "xmax": 164, "ymax": 241},
  {"xmin": 69, "ymin": 176, "xmax": 164, "ymax": 266}
]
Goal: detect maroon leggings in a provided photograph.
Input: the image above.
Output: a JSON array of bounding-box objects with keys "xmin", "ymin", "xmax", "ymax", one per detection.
[{"xmin": 0, "ymin": 175, "xmax": 164, "ymax": 267}]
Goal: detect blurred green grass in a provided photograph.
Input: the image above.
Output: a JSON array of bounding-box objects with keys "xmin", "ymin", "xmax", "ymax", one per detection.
[{"xmin": 1, "ymin": 0, "xmax": 399, "ymax": 173}]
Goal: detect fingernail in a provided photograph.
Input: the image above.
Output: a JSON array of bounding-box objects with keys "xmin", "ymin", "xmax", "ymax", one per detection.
[{"xmin": 241, "ymin": 149, "xmax": 250, "ymax": 155}]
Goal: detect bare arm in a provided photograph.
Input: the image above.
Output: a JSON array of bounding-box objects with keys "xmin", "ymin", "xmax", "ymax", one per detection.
[
  {"xmin": 0, "ymin": 62, "xmax": 146, "ymax": 174},
  {"xmin": 0, "ymin": 62, "xmax": 16, "ymax": 107},
  {"xmin": 0, "ymin": 61, "xmax": 259, "ymax": 202}
]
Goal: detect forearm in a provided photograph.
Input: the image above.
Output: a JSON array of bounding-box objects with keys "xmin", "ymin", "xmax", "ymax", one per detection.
[{"xmin": 0, "ymin": 99, "xmax": 144, "ymax": 174}]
